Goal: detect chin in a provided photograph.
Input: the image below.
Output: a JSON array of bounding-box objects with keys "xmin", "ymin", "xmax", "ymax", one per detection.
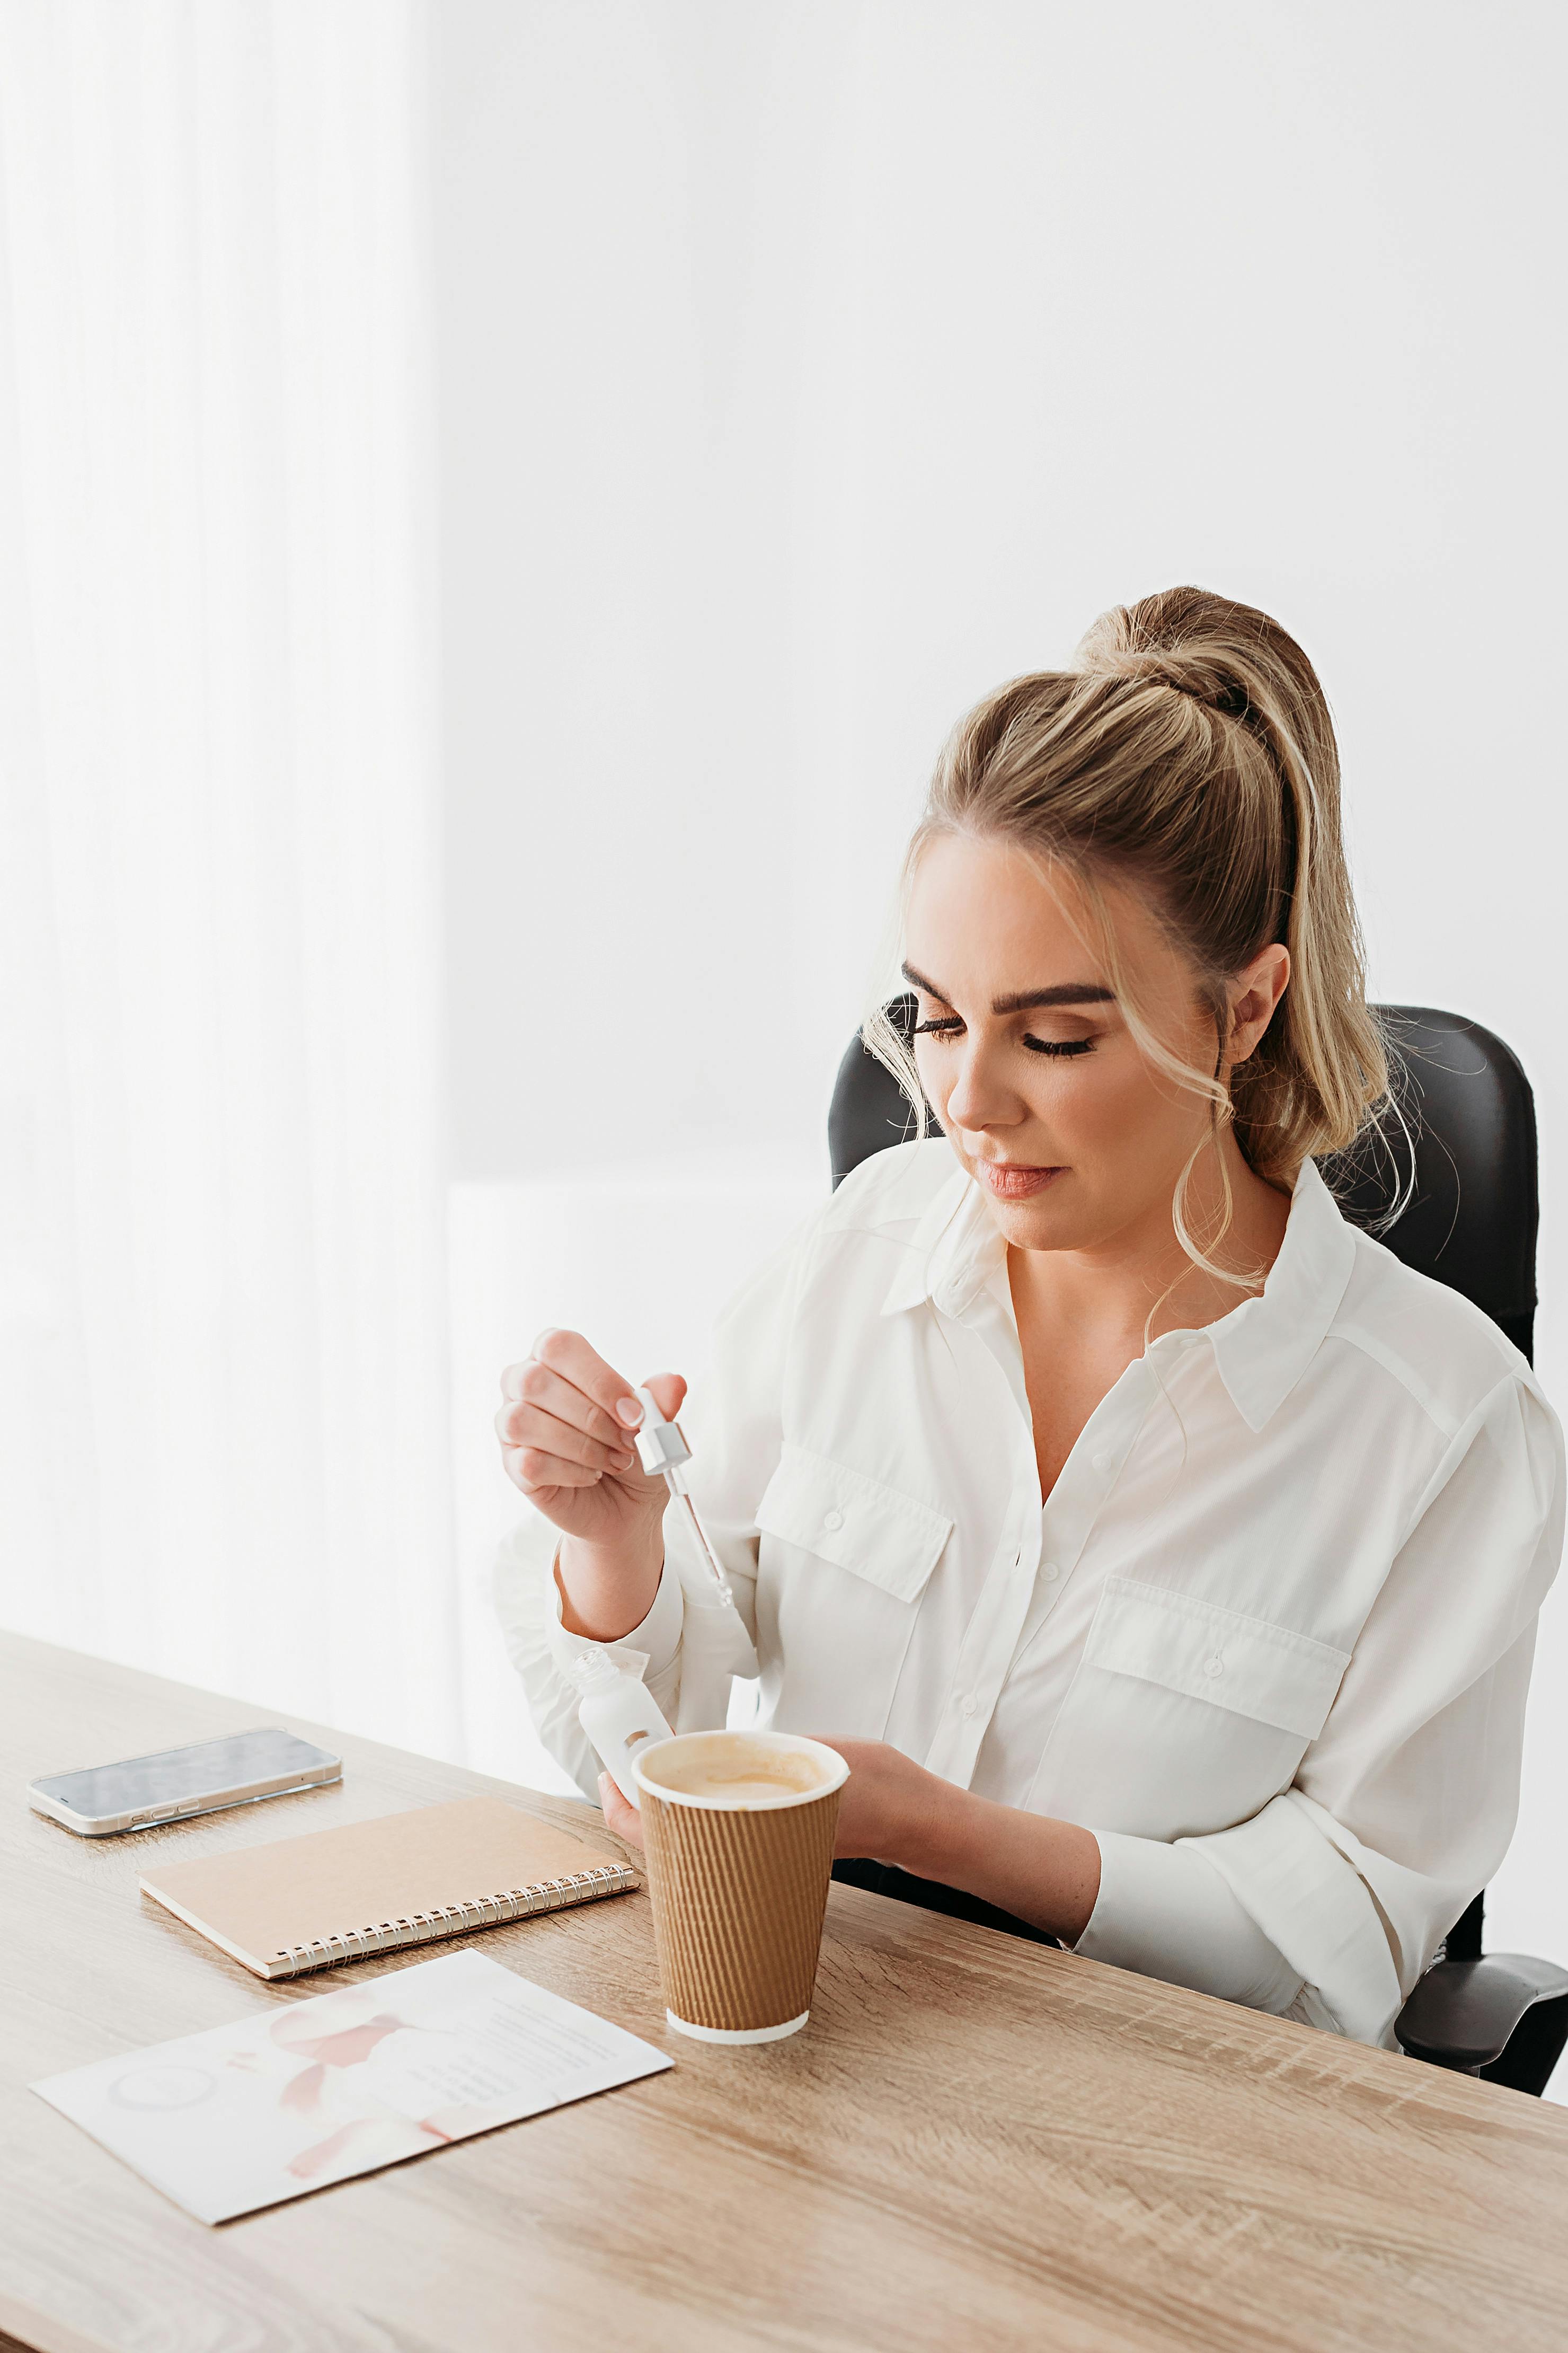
[{"xmin": 979, "ymin": 1189, "xmax": 1085, "ymax": 1253}]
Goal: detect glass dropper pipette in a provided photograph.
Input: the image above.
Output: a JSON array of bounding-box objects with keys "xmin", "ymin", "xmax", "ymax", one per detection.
[{"xmin": 630, "ymin": 1385, "xmax": 736, "ymax": 1608}]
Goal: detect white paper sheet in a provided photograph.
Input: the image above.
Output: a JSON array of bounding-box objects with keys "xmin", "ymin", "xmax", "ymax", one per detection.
[{"xmin": 32, "ymin": 1947, "xmax": 672, "ymax": 2223}]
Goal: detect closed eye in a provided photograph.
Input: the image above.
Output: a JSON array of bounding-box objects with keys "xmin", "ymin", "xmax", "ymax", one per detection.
[{"xmin": 912, "ymin": 1016, "xmax": 1095, "ymax": 1060}]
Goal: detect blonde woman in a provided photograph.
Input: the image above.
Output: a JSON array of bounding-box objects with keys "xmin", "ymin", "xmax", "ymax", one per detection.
[{"xmin": 494, "ymin": 587, "xmax": 1562, "ymax": 2048}]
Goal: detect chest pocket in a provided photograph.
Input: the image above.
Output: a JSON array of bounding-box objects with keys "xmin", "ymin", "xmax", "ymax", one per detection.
[
  {"xmin": 752, "ymin": 1444, "xmax": 953, "ymax": 1737},
  {"xmin": 1033, "ymin": 1577, "xmax": 1351, "ymax": 1841},
  {"xmin": 755, "ymin": 1444, "xmax": 954, "ymax": 1602},
  {"xmin": 1085, "ymin": 1578, "xmax": 1350, "ymax": 1738}
]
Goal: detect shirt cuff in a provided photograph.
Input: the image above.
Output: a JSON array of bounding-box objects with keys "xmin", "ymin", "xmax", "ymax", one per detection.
[
  {"xmin": 542, "ymin": 1552, "xmax": 685, "ymax": 1688},
  {"xmin": 1074, "ymin": 1830, "xmax": 1305, "ymax": 2015}
]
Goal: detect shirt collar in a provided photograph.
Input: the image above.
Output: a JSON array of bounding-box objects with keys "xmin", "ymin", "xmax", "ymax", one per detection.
[
  {"xmin": 1202, "ymin": 1156, "xmax": 1358, "ymax": 1430},
  {"xmin": 880, "ymin": 1151, "xmax": 1356, "ymax": 1431},
  {"xmin": 880, "ymin": 1164, "xmax": 1001, "ymax": 1320}
]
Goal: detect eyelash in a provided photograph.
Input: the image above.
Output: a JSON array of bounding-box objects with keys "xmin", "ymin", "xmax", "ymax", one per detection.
[{"xmin": 911, "ymin": 1017, "xmax": 1095, "ymax": 1059}]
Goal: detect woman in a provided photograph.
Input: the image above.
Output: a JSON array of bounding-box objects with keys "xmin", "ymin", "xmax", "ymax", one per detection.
[{"xmin": 493, "ymin": 586, "xmax": 1562, "ymax": 2048}]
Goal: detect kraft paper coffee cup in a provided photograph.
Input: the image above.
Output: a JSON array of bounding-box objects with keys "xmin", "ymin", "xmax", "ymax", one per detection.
[{"xmin": 633, "ymin": 1730, "xmax": 849, "ymax": 2044}]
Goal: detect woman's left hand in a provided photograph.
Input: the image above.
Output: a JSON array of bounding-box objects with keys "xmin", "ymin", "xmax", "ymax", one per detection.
[
  {"xmin": 598, "ymin": 1773, "xmax": 646, "ymax": 1847},
  {"xmin": 597, "ymin": 1737, "xmax": 953, "ymax": 1871},
  {"xmin": 809, "ymin": 1737, "xmax": 954, "ymax": 1864}
]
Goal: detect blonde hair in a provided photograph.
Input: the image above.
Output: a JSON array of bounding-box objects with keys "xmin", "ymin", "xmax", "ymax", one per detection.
[{"xmin": 866, "ymin": 585, "xmax": 1388, "ymax": 1275}]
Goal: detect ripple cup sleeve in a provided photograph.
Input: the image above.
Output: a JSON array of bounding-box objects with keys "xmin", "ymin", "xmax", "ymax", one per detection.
[{"xmin": 633, "ymin": 1733, "xmax": 848, "ymax": 2044}]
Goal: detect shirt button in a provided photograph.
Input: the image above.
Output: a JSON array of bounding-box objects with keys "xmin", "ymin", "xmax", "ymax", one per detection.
[
  {"xmin": 1042, "ymin": 1561, "xmax": 1060, "ymax": 1582},
  {"xmin": 1205, "ymin": 1655, "xmax": 1225, "ymax": 1678},
  {"xmin": 1092, "ymin": 1451, "xmax": 1113, "ymax": 1472},
  {"xmin": 821, "ymin": 1508, "xmax": 844, "ymax": 1532},
  {"xmin": 960, "ymin": 1694, "xmax": 978, "ymax": 1717}
]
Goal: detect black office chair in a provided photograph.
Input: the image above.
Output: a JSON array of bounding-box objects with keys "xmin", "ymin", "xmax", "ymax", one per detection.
[{"xmin": 829, "ymin": 999, "xmax": 1568, "ymax": 2095}]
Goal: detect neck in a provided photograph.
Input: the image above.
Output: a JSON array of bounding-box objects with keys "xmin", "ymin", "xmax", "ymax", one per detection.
[{"xmin": 1006, "ymin": 1132, "xmax": 1293, "ymax": 1349}]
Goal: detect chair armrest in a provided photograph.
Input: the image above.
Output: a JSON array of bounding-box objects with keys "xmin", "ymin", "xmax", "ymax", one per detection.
[{"xmin": 1395, "ymin": 1953, "xmax": 1568, "ymax": 2073}]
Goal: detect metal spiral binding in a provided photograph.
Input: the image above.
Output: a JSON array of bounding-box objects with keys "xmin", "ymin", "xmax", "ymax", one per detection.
[{"xmin": 272, "ymin": 1862, "xmax": 634, "ymax": 1978}]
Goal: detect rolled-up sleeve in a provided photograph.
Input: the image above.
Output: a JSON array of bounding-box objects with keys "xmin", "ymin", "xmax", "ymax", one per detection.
[
  {"xmin": 1076, "ymin": 1833, "xmax": 1308, "ymax": 2014},
  {"xmin": 493, "ymin": 1215, "xmax": 809, "ymax": 1795},
  {"xmin": 493, "ymin": 1509, "xmax": 688, "ymax": 1799},
  {"xmin": 1077, "ymin": 1373, "xmax": 1563, "ymax": 2042}
]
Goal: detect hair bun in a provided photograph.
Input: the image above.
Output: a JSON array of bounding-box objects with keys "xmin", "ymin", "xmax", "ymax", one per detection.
[{"xmin": 1084, "ymin": 642, "xmax": 1255, "ymax": 725}]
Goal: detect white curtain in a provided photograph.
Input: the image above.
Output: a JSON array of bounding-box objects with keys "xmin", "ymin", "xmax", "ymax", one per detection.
[{"xmin": 0, "ymin": 0, "xmax": 458, "ymax": 1756}]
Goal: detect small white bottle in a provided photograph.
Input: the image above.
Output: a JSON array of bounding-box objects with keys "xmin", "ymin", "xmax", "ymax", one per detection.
[{"xmin": 567, "ymin": 1650, "xmax": 674, "ymax": 1805}]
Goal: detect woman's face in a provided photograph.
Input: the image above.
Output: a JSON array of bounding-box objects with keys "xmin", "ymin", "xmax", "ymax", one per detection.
[{"xmin": 902, "ymin": 833, "xmax": 1279, "ymax": 1258}]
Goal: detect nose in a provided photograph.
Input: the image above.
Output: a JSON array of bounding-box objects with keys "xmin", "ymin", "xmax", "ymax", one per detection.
[{"xmin": 941, "ymin": 1035, "xmax": 1024, "ymax": 1139}]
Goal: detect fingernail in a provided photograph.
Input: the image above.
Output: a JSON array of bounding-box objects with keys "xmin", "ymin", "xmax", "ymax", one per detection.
[
  {"xmin": 613, "ymin": 1448, "xmax": 636, "ymax": 1471},
  {"xmin": 614, "ymin": 1395, "xmax": 643, "ymax": 1427}
]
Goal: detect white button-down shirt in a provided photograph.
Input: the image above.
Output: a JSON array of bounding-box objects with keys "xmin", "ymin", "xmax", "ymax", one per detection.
[{"xmin": 496, "ymin": 1141, "xmax": 1563, "ymax": 2047}]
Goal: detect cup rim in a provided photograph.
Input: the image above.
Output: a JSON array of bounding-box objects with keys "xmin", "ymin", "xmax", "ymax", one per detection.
[{"xmin": 632, "ymin": 1729, "xmax": 849, "ymax": 1811}]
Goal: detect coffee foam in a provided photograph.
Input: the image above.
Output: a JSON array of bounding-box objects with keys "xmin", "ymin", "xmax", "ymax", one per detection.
[{"xmin": 638, "ymin": 1731, "xmax": 838, "ymax": 1806}]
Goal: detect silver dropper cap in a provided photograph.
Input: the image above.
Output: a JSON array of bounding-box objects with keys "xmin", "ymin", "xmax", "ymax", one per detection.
[{"xmin": 631, "ymin": 1385, "xmax": 692, "ymax": 1479}]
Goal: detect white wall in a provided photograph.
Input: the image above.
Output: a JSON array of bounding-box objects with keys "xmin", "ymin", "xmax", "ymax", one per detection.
[{"xmin": 433, "ymin": 0, "xmax": 1568, "ymax": 2017}]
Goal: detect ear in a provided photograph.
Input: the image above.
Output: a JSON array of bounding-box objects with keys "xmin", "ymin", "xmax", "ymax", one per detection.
[{"xmin": 1226, "ymin": 944, "xmax": 1290, "ymax": 1067}]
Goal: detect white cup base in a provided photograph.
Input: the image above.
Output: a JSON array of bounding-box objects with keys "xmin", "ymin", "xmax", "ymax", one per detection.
[{"xmin": 664, "ymin": 2008, "xmax": 809, "ymax": 2046}]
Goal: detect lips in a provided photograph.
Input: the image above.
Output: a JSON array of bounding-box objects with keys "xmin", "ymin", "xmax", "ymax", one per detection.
[{"xmin": 977, "ymin": 1161, "xmax": 1062, "ymax": 1201}]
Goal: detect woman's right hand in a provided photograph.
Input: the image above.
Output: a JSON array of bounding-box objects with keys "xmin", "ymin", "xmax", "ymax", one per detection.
[{"xmin": 495, "ymin": 1331, "xmax": 687, "ymax": 1637}]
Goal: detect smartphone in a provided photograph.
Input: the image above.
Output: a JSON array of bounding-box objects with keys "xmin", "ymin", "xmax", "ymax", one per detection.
[{"xmin": 27, "ymin": 1729, "xmax": 342, "ymax": 1837}]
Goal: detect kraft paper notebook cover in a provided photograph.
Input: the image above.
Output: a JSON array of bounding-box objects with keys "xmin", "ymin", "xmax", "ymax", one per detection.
[{"xmin": 139, "ymin": 1796, "xmax": 636, "ymax": 1980}]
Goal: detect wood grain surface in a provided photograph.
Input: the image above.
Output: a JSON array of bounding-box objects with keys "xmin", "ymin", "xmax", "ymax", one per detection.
[{"xmin": 3, "ymin": 1631, "xmax": 1567, "ymax": 2353}]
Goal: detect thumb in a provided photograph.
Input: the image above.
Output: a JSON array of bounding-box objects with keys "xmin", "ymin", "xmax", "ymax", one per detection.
[{"xmin": 639, "ymin": 1370, "xmax": 687, "ymax": 1422}]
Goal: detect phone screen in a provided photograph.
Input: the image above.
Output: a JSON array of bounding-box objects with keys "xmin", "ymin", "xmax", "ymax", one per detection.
[{"xmin": 33, "ymin": 1730, "xmax": 339, "ymax": 1821}]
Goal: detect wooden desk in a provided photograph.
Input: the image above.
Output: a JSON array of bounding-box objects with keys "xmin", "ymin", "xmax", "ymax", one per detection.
[{"xmin": 3, "ymin": 1633, "xmax": 1567, "ymax": 2353}]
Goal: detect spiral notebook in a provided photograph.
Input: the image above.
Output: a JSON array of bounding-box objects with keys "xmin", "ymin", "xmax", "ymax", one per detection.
[{"xmin": 139, "ymin": 1797, "xmax": 636, "ymax": 1980}]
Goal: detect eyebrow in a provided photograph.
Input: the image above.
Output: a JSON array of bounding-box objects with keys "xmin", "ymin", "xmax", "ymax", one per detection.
[{"xmin": 901, "ymin": 962, "xmax": 1115, "ymax": 1015}]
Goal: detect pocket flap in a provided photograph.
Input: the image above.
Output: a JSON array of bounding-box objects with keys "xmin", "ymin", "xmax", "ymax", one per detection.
[
  {"xmin": 1084, "ymin": 1578, "xmax": 1350, "ymax": 1741},
  {"xmin": 755, "ymin": 1444, "xmax": 954, "ymax": 1605}
]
